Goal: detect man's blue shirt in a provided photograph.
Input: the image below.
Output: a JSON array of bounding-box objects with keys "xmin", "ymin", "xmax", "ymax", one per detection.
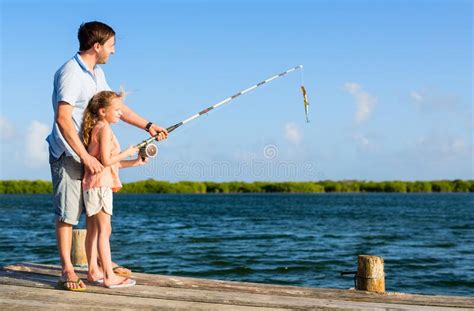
[{"xmin": 46, "ymin": 53, "xmax": 111, "ymax": 160}]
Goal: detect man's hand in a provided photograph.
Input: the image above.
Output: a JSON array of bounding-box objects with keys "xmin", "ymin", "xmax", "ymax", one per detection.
[
  {"xmin": 148, "ymin": 124, "xmax": 168, "ymax": 141},
  {"xmin": 82, "ymin": 154, "xmax": 104, "ymax": 174}
]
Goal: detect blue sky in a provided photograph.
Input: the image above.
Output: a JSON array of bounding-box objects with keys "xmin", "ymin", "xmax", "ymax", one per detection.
[{"xmin": 0, "ymin": 0, "xmax": 472, "ymax": 182}]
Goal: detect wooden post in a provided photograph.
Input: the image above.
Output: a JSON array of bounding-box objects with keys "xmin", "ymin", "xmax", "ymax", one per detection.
[
  {"xmin": 72, "ymin": 229, "xmax": 87, "ymax": 267},
  {"xmin": 356, "ymin": 255, "xmax": 385, "ymax": 293}
]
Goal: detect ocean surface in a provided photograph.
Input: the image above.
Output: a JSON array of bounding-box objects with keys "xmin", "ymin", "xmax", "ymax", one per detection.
[{"xmin": 0, "ymin": 193, "xmax": 473, "ymax": 296}]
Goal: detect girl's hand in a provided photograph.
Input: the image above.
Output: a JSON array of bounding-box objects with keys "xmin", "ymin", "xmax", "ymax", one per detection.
[{"xmin": 135, "ymin": 155, "xmax": 149, "ymax": 166}]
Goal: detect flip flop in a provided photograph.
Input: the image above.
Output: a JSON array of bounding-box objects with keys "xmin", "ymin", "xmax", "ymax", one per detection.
[
  {"xmin": 57, "ymin": 277, "xmax": 86, "ymax": 291},
  {"xmin": 112, "ymin": 265, "xmax": 132, "ymax": 277},
  {"xmin": 105, "ymin": 277, "xmax": 136, "ymax": 289},
  {"xmin": 89, "ymin": 278, "xmax": 104, "ymax": 285}
]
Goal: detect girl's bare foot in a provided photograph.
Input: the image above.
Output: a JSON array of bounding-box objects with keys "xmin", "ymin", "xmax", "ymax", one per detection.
[{"xmin": 103, "ymin": 274, "xmax": 135, "ymax": 288}]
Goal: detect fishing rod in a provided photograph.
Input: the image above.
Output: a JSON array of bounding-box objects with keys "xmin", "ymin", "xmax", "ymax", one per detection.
[{"xmin": 136, "ymin": 65, "xmax": 307, "ymax": 158}]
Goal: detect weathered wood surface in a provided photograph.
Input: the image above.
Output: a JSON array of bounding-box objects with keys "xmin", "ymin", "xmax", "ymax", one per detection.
[
  {"xmin": 1, "ymin": 263, "xmax": 473, "ymax": 310},
  {"xmin": 71, "ymin": 229, "xmax": 87, "ymax": 267},
  {"xmin": 356, "ymin": 255, "xmax": 385, "ymax": 293}
]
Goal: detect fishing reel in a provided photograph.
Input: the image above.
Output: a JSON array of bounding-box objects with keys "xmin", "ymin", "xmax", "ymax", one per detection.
[{"xmin": 139, "ymin": 143, "xmax": 158, "ymax": 159}]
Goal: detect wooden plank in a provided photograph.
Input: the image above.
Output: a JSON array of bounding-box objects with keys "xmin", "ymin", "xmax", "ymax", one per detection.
[
  {"xmin": 1, "ymin": 263, "xmax": 473, "ymax": 310},
  {"xmin": 5, "ymin": 263, "xmax": 473, "ymax": 308},
  {"xmin": 0, "ymin": 284, "xmax": 285, "ymax": 311},
  {"xmin": 1, "ymin": 277, "xmax": 461, "ymax": 311},
  {"xmin": 3, "ymin": 263, "xmax": 473, "ymax": 308}
]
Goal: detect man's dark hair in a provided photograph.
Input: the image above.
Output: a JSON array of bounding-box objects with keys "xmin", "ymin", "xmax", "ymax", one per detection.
[{"xmin": 78, "ymin": 21, "xmax": 115, "ymax": 51}]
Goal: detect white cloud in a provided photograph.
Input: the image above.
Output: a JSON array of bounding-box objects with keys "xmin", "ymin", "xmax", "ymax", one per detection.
[
  {"xmin": 452, "ymin": 138, "xmax": 466, "ymax": 153},
  {"xmin": 414, "ymin": 132, "xmax": 470, "ymax": 161},
  {"xmin": 353, "ymin": 133, "xmax": 370, "ymax": 147},
  {"xmin": 409, "ymin": 89, "xmax": 466, "ymax": 113},
  {"xmin": 0, "ymin": 116, "xmax": 15, "ymax": 141},
  {"xmin": 344, "ymin": 82, "xmax": 377, "ymax": 124},
  {"xmin": 25, "ymin": 121, "xmax": 50, "ymax": 167},
  {"xmin": 352, "ymin": 133, "xmax": 380, "ymax": 153},
  {"xmin": 284, "ymin": 122, "xmax": 303, "ymax": 145},
  {"xmin": 410, "ymin": 91, "xmax": 424, "ymax": 104}
]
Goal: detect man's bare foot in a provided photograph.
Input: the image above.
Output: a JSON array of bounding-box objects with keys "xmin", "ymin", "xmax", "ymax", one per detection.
[{"xmin": 59, "ymin": 270, "xmax": 86, "ymax": 290}]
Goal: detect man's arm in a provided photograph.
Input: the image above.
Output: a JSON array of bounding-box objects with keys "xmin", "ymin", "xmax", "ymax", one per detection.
[
  {"xmin": 120, "ymin": 104, "xmax": 168, "ymax": 140},
  {"xmin": 56, "ymin": 102, "xmax": 103, "ymax": 174}
]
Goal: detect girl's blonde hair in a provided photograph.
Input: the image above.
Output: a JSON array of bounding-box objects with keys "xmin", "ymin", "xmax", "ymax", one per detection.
[{"xmin": 82, "ymin": 90, "xmax": 123, "ymax": 146}]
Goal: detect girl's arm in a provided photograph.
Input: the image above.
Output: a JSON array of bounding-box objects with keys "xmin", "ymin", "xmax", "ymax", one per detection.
[
  {"xmin": 119, "ymin": 156, "xmax": 147, "ymax": 169},
  {"xmin": 99, "ymin": 126, "xmax": 138, "ymax": 167}
]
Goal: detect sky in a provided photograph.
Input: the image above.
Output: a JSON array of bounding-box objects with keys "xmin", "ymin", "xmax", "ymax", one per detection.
[{"xmin": 0, "ymin": 0, "xmax": 472, "ymax": 182}]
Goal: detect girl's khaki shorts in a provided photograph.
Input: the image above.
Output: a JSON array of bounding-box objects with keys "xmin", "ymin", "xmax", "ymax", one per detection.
[{"xmin": 83, "ymin": 187, "xmax": 113, "ymax": 217}]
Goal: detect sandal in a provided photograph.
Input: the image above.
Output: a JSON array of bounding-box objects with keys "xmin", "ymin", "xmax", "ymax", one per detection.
[
  {"xmin": 57, "ymin": 277, "xmax": 86, "ymax": 291},
  {"xmin": 112, "ymin": 265, "xmax": 132, "ymax": 277},
  {"xmin": 88, "ymin": 278, "xmax": 104, "ymax": 286},
  {"xmin": 105, "ymin": 277, "xmax": 136, "ymax": 289}
]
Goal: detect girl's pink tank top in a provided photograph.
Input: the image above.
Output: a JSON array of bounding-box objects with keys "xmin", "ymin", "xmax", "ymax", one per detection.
[{"xmin": 82, "ymin": 121, "xmax": 122, "ymax": 192}]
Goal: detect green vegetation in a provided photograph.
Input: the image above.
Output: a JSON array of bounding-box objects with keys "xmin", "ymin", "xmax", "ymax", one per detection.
[
  {"xmin": 122, "ymin": 180, "xmax": 206, "ymax": 193},
  {"xmin": 1, "ymin": 179, "xmax": 473, "ymax": 194},
  {"xmin": 0, "ymin": 180, "xmax": 53, "ymax": 194}
]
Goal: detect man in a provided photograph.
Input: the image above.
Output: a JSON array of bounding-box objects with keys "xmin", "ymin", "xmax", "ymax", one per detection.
[{"xmin": 46, "ymin": 21, "xmax": 167, "ymax": 290}]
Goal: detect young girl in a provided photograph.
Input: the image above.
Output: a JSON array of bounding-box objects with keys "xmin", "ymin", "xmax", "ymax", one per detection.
[{"xmin": 82, "ymin": 91, "xmax": 146, "ymax": 288}]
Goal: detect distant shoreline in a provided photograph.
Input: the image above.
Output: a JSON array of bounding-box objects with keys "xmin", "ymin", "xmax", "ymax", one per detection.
[{"xmin": 1, "ymin": 179, "xmax": 472, "ymax": 194}]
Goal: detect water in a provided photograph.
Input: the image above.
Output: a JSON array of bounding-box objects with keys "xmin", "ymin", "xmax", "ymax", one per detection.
[{"xmin": 0, "ymin": 193, "xmax": 473, "ymax": 296}]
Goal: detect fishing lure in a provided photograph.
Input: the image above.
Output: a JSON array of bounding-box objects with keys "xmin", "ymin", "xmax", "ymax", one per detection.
[{"xmin": 301, "ymin": 85, "xmax": 310, "ymax": 123}]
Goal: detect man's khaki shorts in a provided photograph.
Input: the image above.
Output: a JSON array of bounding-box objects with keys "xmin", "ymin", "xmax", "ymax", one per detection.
[{"xmin": 50, "ymin": 153, "xmax": 84, "ymax": 225}]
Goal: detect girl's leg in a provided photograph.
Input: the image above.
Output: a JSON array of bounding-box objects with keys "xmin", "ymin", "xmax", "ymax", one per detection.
[
  {"xmin": 95, "ymin": 209, "xmax": 127, "ymax": 286},
  {"xmin": 86, "ymin": 215, "xmax": 103, "ymax": 282}
]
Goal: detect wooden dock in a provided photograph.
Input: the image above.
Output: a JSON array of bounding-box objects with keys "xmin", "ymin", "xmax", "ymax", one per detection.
[{"xmin": 1, "ymin": 263, "xmax": 472, "ymax": 310}]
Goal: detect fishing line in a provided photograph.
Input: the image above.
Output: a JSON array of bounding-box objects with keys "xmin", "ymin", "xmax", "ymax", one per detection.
[{"xmin": 136, "ymin": 65, "xmax": 309, "ymax": 159}]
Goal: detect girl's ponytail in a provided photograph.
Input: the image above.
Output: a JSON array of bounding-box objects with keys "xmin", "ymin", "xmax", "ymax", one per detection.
[{"xmin": 82, "ymin": 105, "xmax": 98, "ymax": 146}]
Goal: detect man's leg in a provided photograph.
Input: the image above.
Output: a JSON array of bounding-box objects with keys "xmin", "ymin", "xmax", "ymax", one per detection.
[
  {"xmin": 51, "ymin": 153, "xmax": 86, "ymax": 290},
  {"xmin": 56, "ymin": 220, "xmax": 85, "ymax": 289}
]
